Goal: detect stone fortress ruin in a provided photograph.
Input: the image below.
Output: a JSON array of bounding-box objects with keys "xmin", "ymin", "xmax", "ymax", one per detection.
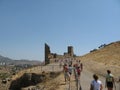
[{"xmin": 45, "ymin": 43, "xmax": 75, "ymax": 65}]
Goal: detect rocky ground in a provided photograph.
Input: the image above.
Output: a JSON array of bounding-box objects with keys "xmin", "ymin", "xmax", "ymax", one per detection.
[
  {"xmin": 54, "ymin": 60, "xmax": 120, "ymax": 90},
  {"xmin": 0, "ymin": 60, "xmax": 120, "ymax": 90},
  {"xmin": 21, "ymin": 61, "xmax": 120, "ymax": 90}
]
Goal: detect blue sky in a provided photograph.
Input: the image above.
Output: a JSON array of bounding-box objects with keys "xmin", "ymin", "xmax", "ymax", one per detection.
[{"xmin": 0, "ymin": 0, "xmax": 120, "ymax": 61}]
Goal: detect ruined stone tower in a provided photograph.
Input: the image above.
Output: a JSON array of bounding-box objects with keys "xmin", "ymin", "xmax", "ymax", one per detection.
[
  {"xmin": 44, "ymin": 44, "xmax": 75, "ymax": 65},
  {"xmin": 68, "ymin": 46, "xmax": 74, "ymax": 57},
  {"xmin": 45, "ymin": 43, "xmax": 51, "ymax": 65}
]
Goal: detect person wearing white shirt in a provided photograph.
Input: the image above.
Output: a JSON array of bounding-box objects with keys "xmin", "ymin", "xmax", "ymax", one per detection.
[{"xmin": 90, "ymin": 74, "xmax": 103, "ymax": 90}]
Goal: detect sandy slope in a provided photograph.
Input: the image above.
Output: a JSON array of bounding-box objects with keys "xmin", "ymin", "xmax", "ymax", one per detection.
[
  {"xmin": 3, "ymin": 61, "xmax": 120, "ymax": 90},
  {"xmin": 57, "ymin": 63, "xmax": 120, "ymax": 90}
]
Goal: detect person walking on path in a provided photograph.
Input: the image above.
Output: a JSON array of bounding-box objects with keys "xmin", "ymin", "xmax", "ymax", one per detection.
[
  {"xmin": 68, "ymin": 64, "xmax": 73, "ymax": 81},
  {"xmin": 105, "ymin": 70, "xmax": 116, "ymax": 90},
  {"xmin": 63, "ymin": 64, "xmax": 70, "ymax": 83},
  {"xmin": 76, "ymin": 66, "xmax": 82, "ymax": 90},
  {"xmin": 76, "ymin": 66, "xmax": 81, "ymax": 79},
  {"xmin": 80, "ymin": 63, "xmax": 83, "ymax": 71},
  {"xmin": 90, "ymin": 74, "xmax": 103, "ymax": 90}
]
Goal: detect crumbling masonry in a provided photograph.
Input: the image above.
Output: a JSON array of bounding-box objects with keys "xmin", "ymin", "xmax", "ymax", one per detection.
[{"xmin": 44, "ymin": 43, "xmax": 75, "ymax": 65}]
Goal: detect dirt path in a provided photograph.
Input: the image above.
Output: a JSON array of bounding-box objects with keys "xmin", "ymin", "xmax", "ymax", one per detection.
[
  {"xmin": 57, "ymin": 68, "xmax": 103, "ymax": 90},
  {"xmin": 11, "ymin": 62, "xmax": 120, "ymax": 90},
  {"xmin": 80, "ymin": 68, "xmax": 105, "ymax": 90},
  {"xmin": 57, "ymin": 66, "xmax": 119, "ymax": 90}
]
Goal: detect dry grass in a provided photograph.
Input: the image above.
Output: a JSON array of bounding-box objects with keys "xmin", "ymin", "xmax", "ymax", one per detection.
[
  {"xmin": 8, "ymin": 41, "xmax": 120, "ymax": 90},
  {"xmin": 79, "ymin": 41, "xmax": 120, "ymax": 78}
]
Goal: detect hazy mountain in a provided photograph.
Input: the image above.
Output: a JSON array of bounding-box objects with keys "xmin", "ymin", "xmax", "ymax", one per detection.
[
  {"xmin": 0, "ymin": 55, "xmax": 12, "ymax": 63},
  {"xmin": 0, "ymin": 55, "xmax": 41, "ymax": 65}
]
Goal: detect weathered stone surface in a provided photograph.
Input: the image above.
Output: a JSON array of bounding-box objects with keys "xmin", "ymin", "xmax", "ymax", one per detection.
[
  {"xmin": 44, "ymin": 43, "xmax": 75, "ymax": 65},
  {"xmin": 9, "ymin": 73, "xmax": 46, "ymax": 90},
  {"xmin": 45, "ymin": 43, "xmax": 51, "ymax": 65},
  {"xmin": 2, "ymin": 79, "xmax": 7, "ymax": 84},
  {"xmin": 68, "ymin": 46, "xmax": 74, "ymax": 57}
]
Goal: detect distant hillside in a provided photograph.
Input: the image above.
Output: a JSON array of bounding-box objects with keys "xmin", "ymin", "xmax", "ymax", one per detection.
[
  {"xmin": 0, "ymin": 55, "xmax": 12, "ymax": 62},
  {"xmin": 0, "ymin": 55, "xmax": 41, "ymax": 65},
  {"xmin": 81, "ymin": 41, "xmax": 120, "ymax": 66}
]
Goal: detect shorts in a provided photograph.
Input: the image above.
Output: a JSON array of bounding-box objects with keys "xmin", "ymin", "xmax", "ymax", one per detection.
[
  {"xmin": 64, "ymin": 72, "xmax": 70, "ymax": 78},
  {"xmin": 64, "ymin": 72, "xmax": 67, "ymax": 78},
  {"xmin": 107, "ymin": 82, "xmax": 113, "ymax": 88},
  {"xmin": 69, "ymin": 72, "xmax": 72, "ymax": 75}
]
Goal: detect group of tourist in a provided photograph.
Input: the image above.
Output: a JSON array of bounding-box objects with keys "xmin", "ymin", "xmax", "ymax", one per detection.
[
  {"xmin": 61, "ymin": 59, "xmax": 117, "ymax": 90},
  {"xmin": 90, "ymin": 70, "xmax": 116, "ymax": 90},
  {"xmin": 63, "ymin": 60, "xmax": 83, "ymax": 83}
]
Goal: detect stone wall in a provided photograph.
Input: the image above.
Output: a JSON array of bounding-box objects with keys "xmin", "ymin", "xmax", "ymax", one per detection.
[
  {"xmin": 45, "ymin": 43, "xmax": 50, "ymax": 65},
  {"xmin": 44, "ymin": 43, "xmax": 75, "ymax": 65},
  {"xmin": 68, "ymin": 46, "xmax": 74, "ymax": 57}
]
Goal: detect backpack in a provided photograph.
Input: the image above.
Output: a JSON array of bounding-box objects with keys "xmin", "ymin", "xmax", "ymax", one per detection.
[
  {"xmin": 64, "ymin": 66, "xmax": 68, "ymax": 72},
  {"xmin": 77, "ymin": 68, "xmax": 81, "ymax": 75},
  {"xmin": 106, "ymin": 74, "xmax": 113, "ymax": 82}
]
